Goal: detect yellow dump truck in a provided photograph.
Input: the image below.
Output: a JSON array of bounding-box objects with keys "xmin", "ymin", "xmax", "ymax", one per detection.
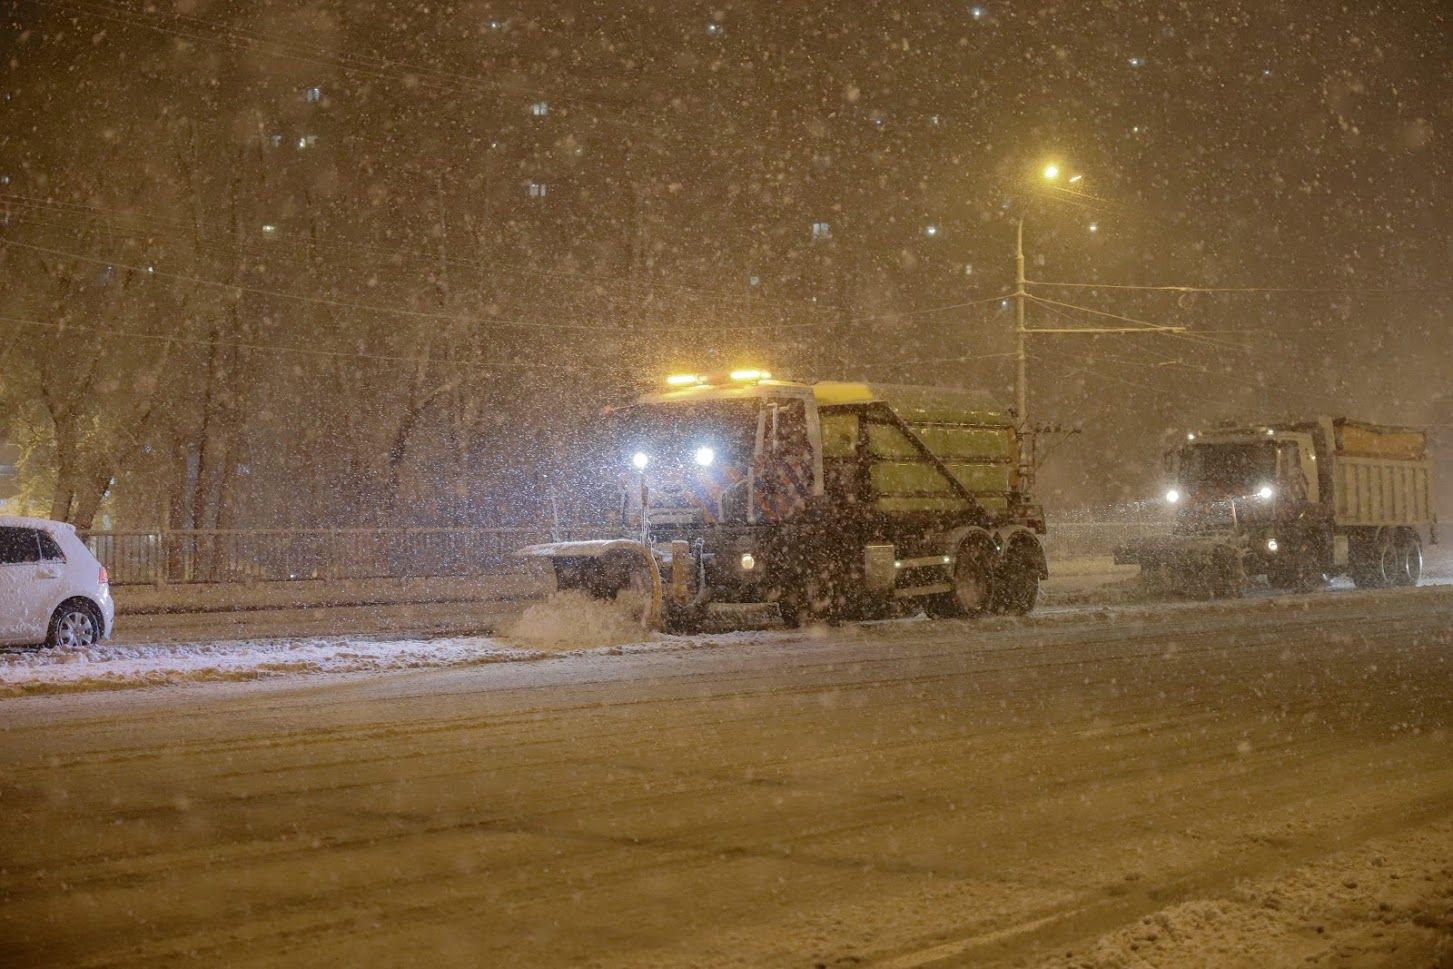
[
  {"xmin": 520, "ymin": 372, "xmax": 1047, "ymax": 631},
  {"xmin": 1116, "ymin": 418, "xmax": 1437, "ymax": 595}
]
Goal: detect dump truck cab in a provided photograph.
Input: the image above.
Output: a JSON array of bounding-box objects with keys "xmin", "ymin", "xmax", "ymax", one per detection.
[
  {"xmin": 521, "ymin": 373, "xmax": 1048, "ymax": 631},
  {"xmin": 1165, "ymin": 426, "xmax": 1323, "ymax": 567}
]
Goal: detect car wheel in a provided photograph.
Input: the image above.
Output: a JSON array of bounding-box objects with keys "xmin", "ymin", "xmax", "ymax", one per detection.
[{"xmin": 48, "ymin": 601, "xmax": 101, "ymax": 648}]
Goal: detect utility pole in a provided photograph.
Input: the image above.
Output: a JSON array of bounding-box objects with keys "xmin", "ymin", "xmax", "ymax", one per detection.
[
  {"xmin": 1010, "ymin": 214, "xmax": 1186, "ymax": 491},
  {"xmin": 1014, "ymin": 217, "xmax": 1028, "ymax": 428}
]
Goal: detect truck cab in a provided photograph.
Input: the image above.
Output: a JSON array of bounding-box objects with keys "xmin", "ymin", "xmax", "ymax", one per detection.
[{"xmin": 521, "ymin": 372, "xmax": 1048, "ymax": 631}]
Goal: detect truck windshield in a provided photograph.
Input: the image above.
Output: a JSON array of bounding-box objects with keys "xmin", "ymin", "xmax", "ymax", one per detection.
[
  {"xmin": 608, "ymin": 400, "xmax": 760, "ymax": 472},
  {"xmin": 1180, "ymin": 442, "xmax": 1277, "ymax": 496}
]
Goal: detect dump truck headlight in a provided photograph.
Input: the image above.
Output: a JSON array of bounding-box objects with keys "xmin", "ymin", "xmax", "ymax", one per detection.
[
  {"xmin": 1165, "ymin": 488, "xmax": 1180, "ymax": 504},
  {"xmin": 1266, "ymin": 537, "xmax": 1279, "ymax": 552},
  {"xmin": 694, "ymin": 446, "xmax": 715, "ymax": 467},
  {"xmin": 631, "ymin": 451, "xmax": 650, "ymax": 470},
  {"xmin": 739, "ymin": 553, "xmax": 756, "ymax": 571},
  {"xmin": 1256, "ymin": 484, "xmax": 1274, "ymax": 500}
]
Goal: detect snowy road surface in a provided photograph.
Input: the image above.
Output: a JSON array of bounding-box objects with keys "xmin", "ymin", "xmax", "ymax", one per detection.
[{"xmin": 3, "ymin": 587, "xmax": 1453, "ymax": 967}]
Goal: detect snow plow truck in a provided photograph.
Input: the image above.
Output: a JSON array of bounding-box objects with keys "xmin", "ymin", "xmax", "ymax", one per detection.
[
  {"xmin": 520, "ymin": 371, "xmax": 1048, "ymax": 632},
  {"xmin": 1115, "ymin": 417, "xmax": 1437, "ymax": 596}
]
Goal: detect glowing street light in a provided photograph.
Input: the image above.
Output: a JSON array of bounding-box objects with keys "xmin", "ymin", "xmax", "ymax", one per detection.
[{"xmin": 1042, "ymin": 163, "xmax": 1061, "ymax": 181}]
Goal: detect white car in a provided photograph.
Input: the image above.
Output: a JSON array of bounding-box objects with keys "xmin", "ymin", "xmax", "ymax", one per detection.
[{"xmin": 0, "ymin": 516, "xmax": 115, "ymax": 647}]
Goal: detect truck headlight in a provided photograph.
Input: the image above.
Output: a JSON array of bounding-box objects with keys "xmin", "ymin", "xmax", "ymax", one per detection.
[
  {"xmin": 1256, "ymin": 484, "xmax": 1274, "ymax": 500},
  {"xmin": 631, "ymin": 451, "xmax": 650, "ymax": 470},
  {"xmin": 1165, "ymin": 488, "xmax": 1180, "ymax": 504},
  {"xmin": 739, "ymin": 553, "xmax": 756, "ymax": 571},
  {"xmin": 694, "ymin": 446, "xmax": 716, "ymax": 467}
]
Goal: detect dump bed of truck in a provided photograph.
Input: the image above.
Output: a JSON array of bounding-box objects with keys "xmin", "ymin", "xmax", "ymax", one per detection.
[
  {"xmin": 1327, "ymin": 418, "xmax": 1434, "ymax": 527},
  {"xmin": 813, "ymin": 382, "xmax": 1020, "ymax": 509}
]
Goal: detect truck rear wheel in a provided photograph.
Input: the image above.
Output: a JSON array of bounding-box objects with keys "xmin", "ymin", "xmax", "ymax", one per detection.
[
  {"xmin": 1394, "ymin": 528, "xmax": 1422, "ymax": 587},
  {"xmin": 991, "ymin": 542, "xmax": 1041, "ymax": 615}
]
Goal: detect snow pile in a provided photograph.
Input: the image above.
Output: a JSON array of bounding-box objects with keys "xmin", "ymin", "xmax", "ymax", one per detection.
[
  {"xmin": 503, "ymin": 590, "xmax": 657, "ymax": 650},
  {"xmin": 0, "ymin": 635, "xmax": 537, "ymax": 697}
]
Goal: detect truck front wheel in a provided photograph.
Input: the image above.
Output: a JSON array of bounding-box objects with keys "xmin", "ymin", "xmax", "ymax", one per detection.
[
  {"xmin": 927, "ymin": 538, "xmax": 995, "ymax": 618},
  {"xmin": 1351, "ymin": 530, "xmax": 1398, "ymax": 589}
]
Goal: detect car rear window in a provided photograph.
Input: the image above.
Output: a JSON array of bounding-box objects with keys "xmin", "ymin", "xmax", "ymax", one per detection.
[
  {"xmin": 0, "ymin": 526, "xmax": 41, "ymax": 564},
  {"xmin": 37, "ymin": 530, "xmax": 66, "ymax": 562}
]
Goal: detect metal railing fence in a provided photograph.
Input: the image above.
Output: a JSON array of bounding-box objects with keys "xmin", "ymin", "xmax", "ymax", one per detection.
[
  {"xmin": 81, "ymin": 521, "xmax": 1171, "ymax": 587},
  {"xmin": 81, "ymin": 526, "xmax": 617, "ymax": 586}
]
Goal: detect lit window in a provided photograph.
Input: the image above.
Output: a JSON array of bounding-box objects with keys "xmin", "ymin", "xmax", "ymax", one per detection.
[
  {"xmin": 810, "ymin": 221, "xmax": 831, "ymax": 240},
  {"xmin": 1128, "ymin": 56, "xmax": 1144, "ymax": 68},
  {"xmin": 923, "ymin": 223, "xmax": 940, "ymax": 238},
  {"xmin": 304, "ymin": 86, "xmax": 321, "ymax": 103},
  {"xmin": 261, "ymin": 224, "xmax": 277, "ymax": 237},
  {"xmin": 970, "ymin": 6, "xmax": 986, "ymax": 19},
  {"xmin": 297, "ymin": 134, "xmax": 317, "ymax": 149},
  {"xmin": 528, "ymin": 182, "xmax": 548, "ymax": 198},
  {"xmin": 748, "ymin": 274, "xmax": 760, "ymax": 287},
  {"xmin": 706, "ymin": 22, "xmax": 722, "ymax": 35},
  {"xmin": 963, "ymin": 263, "xmax": 973, "ymax": 275},
  {"xmin": 269, "ymin": 134, "xmax": 283, "ymax": 147},
  {"xmin": 531, "ymin": 101, "xmax": 549, "ymax": 117}
]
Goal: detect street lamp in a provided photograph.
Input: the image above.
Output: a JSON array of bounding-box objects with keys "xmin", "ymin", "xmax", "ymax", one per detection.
[{"xmin": 1008, "ymin": 159, "xmax": 1182, "ymax": 490}]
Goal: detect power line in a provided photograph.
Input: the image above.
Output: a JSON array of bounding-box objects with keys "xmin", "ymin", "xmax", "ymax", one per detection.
[
  {"xmin": 838, "ymin": 291, "xmax": 1014, "ymax": 325},
  {"xmin": 1022, "ymin": 294, "xmax": 1184, "ymax": 332},
  {"xmin": 1028, "ymin": 278, "xmax": 1453, "ymax": 296},
  {"xmin": 1032, "ymin": 300, "xmax": 1216, "ymax": 374},
  {"xmin": 1024, "ymin": 293, "xmax": 1252, "ymax": 353}
]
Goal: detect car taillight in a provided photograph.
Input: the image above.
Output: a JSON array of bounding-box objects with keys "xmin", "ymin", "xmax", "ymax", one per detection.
[{"xmin": 99, "ymin": 566, "xmax": 109, "ymax": 587}]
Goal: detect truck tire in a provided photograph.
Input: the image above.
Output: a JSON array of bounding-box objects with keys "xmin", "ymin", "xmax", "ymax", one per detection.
[
  {"xmin": 990, "ymin": 542, "xmax": 1041, "ymax": 615},
  {"xmin": 1394, "ymin": 528, "xmax": 1422, "ymax": 587},
  {"xmin": 928, "ymin": 536, "xmax": 995, "ymax": 618},
  {"xmin": 1352, "ymin": 530, "xmax": 1398, "ymax": 589}
]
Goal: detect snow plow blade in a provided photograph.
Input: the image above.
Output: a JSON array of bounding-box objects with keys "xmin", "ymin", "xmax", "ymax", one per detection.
[
  {"xmin": 517, "ymin": 540, "xmax": 664, "ymax": 631},
  {"xmin": 1112, "ymin": 535, "xmax": 1229, "ymax": 568},
  {"xmin": 1113, "ymin": 535, "xmax": 1245, "ymax": 598}
]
